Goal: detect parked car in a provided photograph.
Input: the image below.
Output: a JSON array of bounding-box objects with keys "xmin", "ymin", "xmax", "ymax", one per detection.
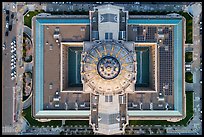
[
  {"xmin": 6, "ymin": 10, "xmax": 9, "ymax": 14},
  {"xmin": 9, "ymin": 24, "xmax": 12, "ymax": 31},
  {"xmin": 6, "ymin": 22, "xmax": 9, "ymax": 29},
  {"xmin": 5, "ymin": 31, "xmax": 8, "ymax": 36},
  {"xmin": 11, "ymin": 13, "xmax": 14, "ymax": 19},
  {"xmin": 186, "ymin": 68, "xmax": 191, "ymax": 71},
  {"xmin": 3, "ymin": 43, "xmax": 6, "ymax": 50},
  {"xmin": 185, "ymin": 64, "xmax": 191, "ymax": 67},
  {"xmin": 6, "ymin": 15, "xmax": 9, "ymax": 22}
]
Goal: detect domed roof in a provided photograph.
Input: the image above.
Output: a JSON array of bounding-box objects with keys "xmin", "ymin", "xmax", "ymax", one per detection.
[{"xmin": 81, "ymin": 41, "xmax": 136, "ymax": 94}]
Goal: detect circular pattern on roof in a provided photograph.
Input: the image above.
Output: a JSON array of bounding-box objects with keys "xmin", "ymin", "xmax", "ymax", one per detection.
[
  {"xmin": 97, "ymin": 56, "xmax": 120, "ymax": 80},
  {"xmin": 81, "ymin": 41, "xmax": 135, "ymax": 94}
]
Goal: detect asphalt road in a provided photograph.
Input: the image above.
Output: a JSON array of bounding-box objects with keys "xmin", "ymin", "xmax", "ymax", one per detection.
[
  {"xmin": 45, "ymin": 2, "xmax": 187, "ymax": 13},
  {"xmin": 2, "ymin": 2, "xmax": 27, "ymax": 134},
  {"xmin": 2, "ymin": 2, "xmax": 17, "ymax": 132}
]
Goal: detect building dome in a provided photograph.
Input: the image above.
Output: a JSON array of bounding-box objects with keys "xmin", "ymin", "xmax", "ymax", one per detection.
[
  {"xmin": 81, "ymin": 41, "xmax": 136, "ymax": 94},
  {"xmin": 97, "ymin": 56, "xmax": 121, "ymax": 80}
]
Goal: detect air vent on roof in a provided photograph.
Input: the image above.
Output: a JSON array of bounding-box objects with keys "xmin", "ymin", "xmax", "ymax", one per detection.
[
  {"xmin": 49, "ymin": 83, "xmax": 53, "ymax": 89},
  {"xmin": 164, "ymin": 46, "xmax": 169, "ymax": 51},
  {"xmin": 49, "ymin": 44, "xmax": 53, "ymax": 50},
  {"xmin": 80, "ymin": 27, "xmax": 85, "ymax": 31}
]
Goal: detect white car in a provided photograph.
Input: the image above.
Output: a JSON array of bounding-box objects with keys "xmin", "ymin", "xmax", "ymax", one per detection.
[
  {"xmin": 186, "ymin": 68, "xmax": 191, "ymax": 71},
  {"xmin": 3, "ymin": 43, "xmax": 6, "ymax": 50},
  {"xmin": 6, "ymin": 22, "xmax": 9, "ymax": 28},
  {"xmin": 11, "ymin": 42, "xmax": 14, "ymax": 46},
  {"xmin": 185, "ymin": 64, "xmax": 191, "ymax": 67}
]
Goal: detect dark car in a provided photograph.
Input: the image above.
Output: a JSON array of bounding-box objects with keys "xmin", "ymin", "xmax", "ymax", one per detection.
[
  {"xmin": 6, "ymin": 10, "xmax": 9, "ymax": 14},
  {"xmin": 9, "ymin": 24, "xmax": 12, "ymax": 31},
  {"xmin": 11, "ymin": 13, "xmax": 14, "ymax": 19},
  {"xmin": 6, "ymin": 15, "xmax": 9, "ymax": 21},
  {"xmin": 5, "ymin": 31, "xmax": 8, "ymax": 36}
]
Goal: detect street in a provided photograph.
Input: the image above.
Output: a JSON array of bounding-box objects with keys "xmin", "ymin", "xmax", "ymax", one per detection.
[{"xmin": 2, "ymin": 2, "xmax": 18, "ymax": 135}]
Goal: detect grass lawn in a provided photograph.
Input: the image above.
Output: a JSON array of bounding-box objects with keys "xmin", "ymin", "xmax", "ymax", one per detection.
[
  {"xmin": 129, "ymin": 11, "xmax": 193, "ymax": 44},
  {"xmin": 65, "ymin": 120, "xmax": 89, "ymax": 126},
  {"xmin": 24, "ymin": 10, "xmax": 44, "ymax": 28},
  {"xmin": 129, "ymin": 91, "xmax": 194, "ymax": 126},
  {"xmin": 22, "ymin": 106, "xmax": 90, "ymax": 127},
  {"xmin": 22, "ymin": 106, "xmax": 62, "ymax": 127},
  {"xmin": 185, "ymin": 52, "xmax": 193, "ymax": 62},
  {"xmin": 185, "ymin": 72, "xmax": 193, "ymax": 83},
  {"xmin": 23, "ymin": 92, "xmax": 193, "ymax": 127},
  {"xmin": 177, "ymin": 11, "xmax": 193, "ymax": 43}
]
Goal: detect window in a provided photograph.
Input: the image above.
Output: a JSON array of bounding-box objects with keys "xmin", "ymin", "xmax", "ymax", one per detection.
[
  {"xmin": 105, "ymin": 96, "xmax": 108, "ymax": 102},
  {"xmin": 105, "ymin": 32, "xmax": 113, "ymax": 40},
  {"xmin": 105, "ymin": 95, "xmax": 113, "ymax": 102},
  {"xmin": 109, "ymin": 95, "xmax": 113, "ymax": 102}
]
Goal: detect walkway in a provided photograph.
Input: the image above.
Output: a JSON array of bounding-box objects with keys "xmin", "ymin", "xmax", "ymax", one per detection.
[
  {"xmin": 23, "ymin": 94, "xmax": 32, "ymax": 110},
  {"xmin": 24, "ymin": 25, "xmax": 32, "ymax": 37}
]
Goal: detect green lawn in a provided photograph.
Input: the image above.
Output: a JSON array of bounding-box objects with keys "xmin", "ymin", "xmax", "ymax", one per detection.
[
  {"xmin": 23, "ymin": 91, "xmax": 193, "ymax": 127},
  {"xmin": 129, "ymin": 91, "xmax": 194, "ymax": 126},
  {"xmin": 24, "ymin": 10, "xmax": 44, "ymax": 28},
  {"xmin": 185, "ymin": 72, "xmax": 193, "ymax": 83},
  {"xmin": 185, "ymin": 52, "xmax": 193, "ymax": 62},
  {"xmin": 177, "ymin": 12, "xmax": 193, "ymax": 43},
  {"xmin": 129, "ymin": 11, "xmax": 193, "ymax": 44},
  {"xmin": 65, "ymin": 120, "xmax": 89, "ymax": 126},
  {"xmin": 22, "ymin": 106, "xmax": 90, "ymax": 127},
  {"xmin": 22, "ymin": 106, "xmax": 62, "ymax": 127}
]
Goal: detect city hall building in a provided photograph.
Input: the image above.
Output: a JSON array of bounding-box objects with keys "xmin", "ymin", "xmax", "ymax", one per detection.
[{"xmin": 32, "ymin": 4, "xmax": 186, "ymax": 135}]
